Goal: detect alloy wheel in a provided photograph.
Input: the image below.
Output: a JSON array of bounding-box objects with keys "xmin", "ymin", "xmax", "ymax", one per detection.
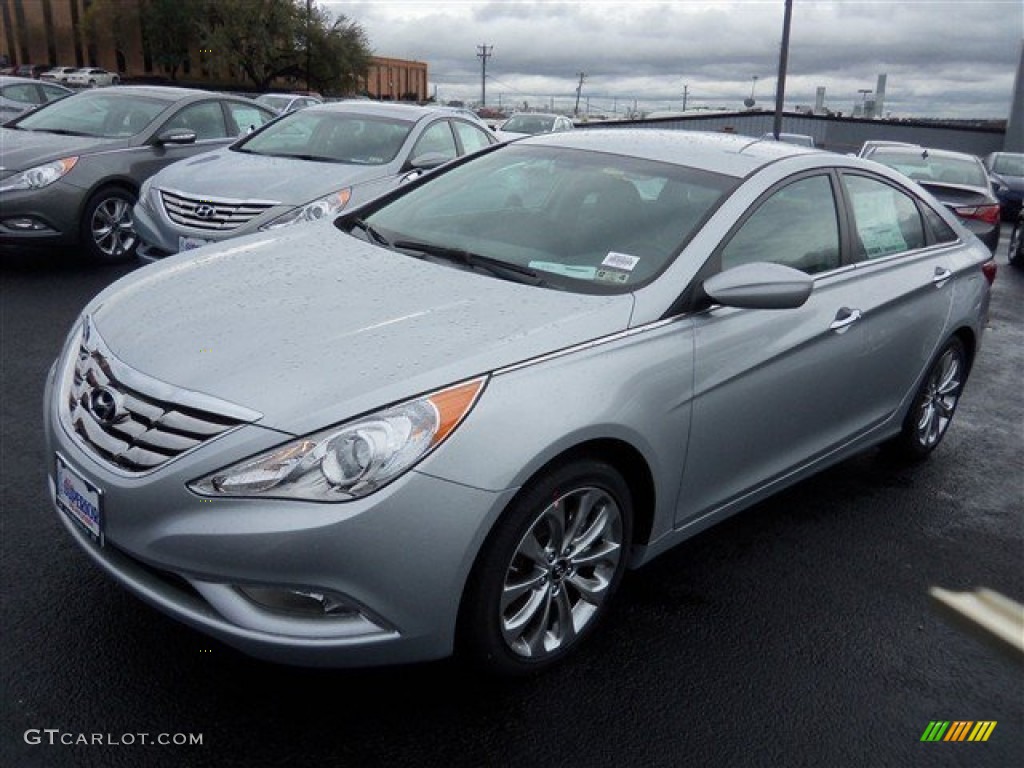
[
  {"xmin": 499, "ymin": 485, "xmax": 623, "ymax": 660},
  {"xmin": 91, "ymin": 197, "xmax": 137, "ymax": 258},
  {"xmin": 914, "ymin": 345, "xmax": 963, "ymax": 449}
]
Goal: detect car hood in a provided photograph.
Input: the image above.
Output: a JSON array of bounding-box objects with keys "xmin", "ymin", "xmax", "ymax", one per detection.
[
  {"xmin": 87, "ymin": 223, "xmax": 634, "ymax": 434},
  {"xmin": 0, "ymin": 128, "xmax": 125, "ymax": 172},
  {"xmin": 153, "ymin": 149, "xmax": 393, "ymax": 205}
]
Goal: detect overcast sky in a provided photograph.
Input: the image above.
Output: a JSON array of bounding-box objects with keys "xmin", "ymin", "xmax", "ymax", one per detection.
[{"xmin": 327, "ymin": 0, "xmax": 1022, "ymax": 118}]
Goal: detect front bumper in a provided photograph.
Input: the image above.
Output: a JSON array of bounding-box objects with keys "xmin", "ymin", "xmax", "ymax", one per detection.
[
  {"xmin": 44, "ymin": 363, "xmax": 514, "ymax": 667},
  {"xmin": 0, "ymin": 182, "xmax": 83, "ymax": 247}
]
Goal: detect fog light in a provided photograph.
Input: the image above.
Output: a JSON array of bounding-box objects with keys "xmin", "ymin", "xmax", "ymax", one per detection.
[
  {"xmin": 3, "ymin": 217, "xmax": 49, "ymax": 231},
  {"xmin": 236, "ymin": 585, "xmax": 359, "ymax": 618}
]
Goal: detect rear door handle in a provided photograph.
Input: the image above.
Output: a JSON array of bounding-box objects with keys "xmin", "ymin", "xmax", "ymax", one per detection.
[
  {"xmin": 829, "ymin": 307, "xmax": 862, "ymax": 332},
  {"xmin": 932, "ymin": 267, "xmax": 953, "ymax": 286}
]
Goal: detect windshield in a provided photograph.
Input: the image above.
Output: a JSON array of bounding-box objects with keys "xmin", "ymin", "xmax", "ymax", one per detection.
[
  {"xmin": 13, "ymin": 91, "xmax": 169, "ymax": 137},
  {"xmin": 357, "ymin": 144, "xmax": 737, "ymax": 293},
  {"xmin": 503, "ymin": 115, "xmax": 557, "ymax": 134},
  {"xmin": 870, "ymin": 149, "xmax": 988, "ymax": 188},
  {"xmin": 991, "ymin": 154, "xmax": 1024, "ymax": 176},
  {"xmin": 234, "ymin": 110, "xmax": 413, "ymax": 164}
]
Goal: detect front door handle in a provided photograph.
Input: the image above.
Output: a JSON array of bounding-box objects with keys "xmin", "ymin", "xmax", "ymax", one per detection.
[
  {"xmin": 830, "ymin": 307, "xmax": 862, "ymax": 332},
  {"xmin": 932, "ymin": 267, "xmax": 953, "ymax": 286}
]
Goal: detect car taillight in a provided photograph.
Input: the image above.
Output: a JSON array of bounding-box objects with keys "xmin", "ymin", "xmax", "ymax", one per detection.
[
  {"xmin": 953, "ymin": 204, "xmax": 1000, "ymax": 225},
  {"xmin": 982, "ymin": 259, "xmax": 997, "ymax": 285}
]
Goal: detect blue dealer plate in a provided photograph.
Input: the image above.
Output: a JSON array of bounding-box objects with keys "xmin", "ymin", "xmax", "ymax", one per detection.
[{"xmin": 56, "ymin": 455, "xmax": 103, "ymax": 544}]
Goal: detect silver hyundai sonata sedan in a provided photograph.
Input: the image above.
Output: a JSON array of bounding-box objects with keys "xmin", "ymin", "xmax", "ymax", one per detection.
[{"xmin": 44, "ymin": 130, "xmax": 995, "ymax": 674}]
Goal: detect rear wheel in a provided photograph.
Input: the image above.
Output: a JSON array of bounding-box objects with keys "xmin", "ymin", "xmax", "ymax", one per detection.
[
  {"xmin": 888, "ymin": 337, "xmax": 967, "ymax": 461},
  {"xmin": 459, "ymin": 459, "xmax": 632, "ymax": 675},
  {"xmin": 81, "ymin": 187, "xmax": 138, "ymax": 263},
  {"xmin": 1009, "ymin": 215, "xmax": 1023, "ymax": 268}
]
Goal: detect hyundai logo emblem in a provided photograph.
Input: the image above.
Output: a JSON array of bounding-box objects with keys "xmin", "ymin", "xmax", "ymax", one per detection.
[
  {"xmin": 194, "ymin": 204, "xmax": 216, "ymax": 219},
  {"xmin": 87, "ymin": 386, "xmax": 126, "ymax": 425}
]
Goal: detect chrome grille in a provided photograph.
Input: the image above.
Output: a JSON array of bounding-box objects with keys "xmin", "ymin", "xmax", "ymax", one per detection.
[
  {"xmin": 60, "ymin": 318, "xmax": 260, "ymax": 473},
  {"xmin": 159, "ymin": 189, "xmax": 277, "ymax": 232}
]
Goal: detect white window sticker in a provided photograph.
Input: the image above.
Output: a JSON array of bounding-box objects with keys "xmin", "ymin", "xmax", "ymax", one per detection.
[{"xmin": 601, "ymin": 251, "xmax": 639, "ymax": 272}]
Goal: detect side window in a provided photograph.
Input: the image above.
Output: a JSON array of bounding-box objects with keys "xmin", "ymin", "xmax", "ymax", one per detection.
[
  {"xmin": 40, "ymin": 85, "xmax": 68, "ymax": 103},
  {"xmin": 921, "ymin": 204, "xmax": 958, "ymax": 245},
  {"xmin": 3, "ymin": 83, "xmax": 41, "ymax": 104},
  {"xmin": 162, "ymin": 102, "xmax": 228, "ymax": 140},
  {"xmin": 412, "ymin": 120, "xmax": 457, "ymax": 163},
  {"xmin": 452, "ymin": 120, "xmax": 493, "ymax": 154},
  {"xmin": 225, "ymin": 102, "xmax": 274, "ymax": 135},
  {"xmin": 842, "ymin": 174, "xmax": 925, "ymax": 260},
  {"xmin": 720, "ymin": 175, "xmax": 840, "ymax": 274}
]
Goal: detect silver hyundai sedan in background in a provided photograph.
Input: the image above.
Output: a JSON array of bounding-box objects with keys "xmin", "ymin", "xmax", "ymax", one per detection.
[{"xmin": 45, "ymin": 130, "xmax": 995, "ymax": 675}]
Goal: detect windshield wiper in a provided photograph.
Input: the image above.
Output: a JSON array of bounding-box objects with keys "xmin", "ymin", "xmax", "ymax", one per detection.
[
  {"xmin": 25, "ymin": 128, "xmax": 95, "ymax": 137},
  {"xmin": 350, "ymin": 218, "xmax": 392, "ymax": 248},
  {"xmin": 392, "ymin": 239, "xmax": 545, "ymax": 286}
]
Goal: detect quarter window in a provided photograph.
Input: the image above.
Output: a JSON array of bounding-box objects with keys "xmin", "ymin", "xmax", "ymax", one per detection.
[
  {"xmin": 720, "ymin": 175, "xmax": 840, "ymax": 274},
  {"xmin": 842, "ymin": 174, "xmax": 925, "ymax": 259}
]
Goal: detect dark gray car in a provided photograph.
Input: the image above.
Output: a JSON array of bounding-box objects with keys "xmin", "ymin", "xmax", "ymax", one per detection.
[
  {"xmin": 0, "ymin": 86, "xmax": 276, "ymax": 262},
  {"xmin": 133, "ymin": 101, "xmax": 499, "ymax": 259}
]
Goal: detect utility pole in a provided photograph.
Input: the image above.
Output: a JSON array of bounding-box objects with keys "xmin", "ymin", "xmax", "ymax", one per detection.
[
  {"xmin": 682, "ymin": 83, "xmax": 689, "ymax": 112},
  {"xmin": 477, "ymin": 45, "xmax": 492, "ymax": 107},
  {"xmin": 772, "ymin": 0, "xmax": 794, "ymax": 140},
  {"xmin": 574, "ymin": 72, "xmax": 586, "ymax": 117}
]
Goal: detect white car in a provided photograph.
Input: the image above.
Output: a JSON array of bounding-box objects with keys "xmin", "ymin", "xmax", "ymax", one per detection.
[
  {"xmin": 67, "ymin": 68, "xmax": 120, "ymax": 88},
  {"xmin": 39, "ymin": 66, "xmax": 79, "ymax": 84}
]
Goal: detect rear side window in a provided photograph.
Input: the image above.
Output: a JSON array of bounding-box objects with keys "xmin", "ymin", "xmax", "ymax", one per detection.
[
  {"xmin": 720, "ymin": 175, "xmax": 840, "ymax": 274},
  {"xmin": 842, "ymin": 174, "xmax": 925, "ymax": 260}
]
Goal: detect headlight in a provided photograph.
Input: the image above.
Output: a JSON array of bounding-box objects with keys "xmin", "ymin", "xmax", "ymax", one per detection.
[
  {"xmin": 259, "ymin": 189, "xmax": 352, "ymax": 230},
  {"xmin": 190, "ymin": 377, "xmax": 486, "ymax": 500},
  {"xmin": 0, "ymin": 157, "xmax": 78, "ymax": 193}
]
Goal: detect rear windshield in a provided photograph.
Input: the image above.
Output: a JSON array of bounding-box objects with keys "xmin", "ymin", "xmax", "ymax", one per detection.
[
  {"xmin": 870, "ymin": 150, "xmax": 988, "ymax": 188},
  {"xmin": 991, "ymin": 154, "xmax": 1024, "ymax": 176}
]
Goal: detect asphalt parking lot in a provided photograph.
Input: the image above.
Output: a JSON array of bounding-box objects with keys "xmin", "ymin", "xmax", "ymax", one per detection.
[{"xmin": 1, "ymin": 234, "xmax": 1021, "ymax": 768}]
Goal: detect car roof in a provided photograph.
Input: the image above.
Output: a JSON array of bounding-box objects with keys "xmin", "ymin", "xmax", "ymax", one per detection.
[
  {"xmin": 0, "ymin": 75, "xmax": 55, "ymax": 86},
  {"xmin": 305, "ymin": 101, "xmax": 467, "ymax": 121},
  {"xmin": 518, "ymin": 129, "xmax": 819, "ymax": 178},
  {"xmin": 77, "ymin": 84, "xmax": 237, "ymax": 102}
]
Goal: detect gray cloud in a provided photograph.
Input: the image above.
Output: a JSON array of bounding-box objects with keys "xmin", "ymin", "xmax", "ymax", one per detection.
[{"xmin": 333, "ymin": 1, "xmax": 1022, "ymax": 118}]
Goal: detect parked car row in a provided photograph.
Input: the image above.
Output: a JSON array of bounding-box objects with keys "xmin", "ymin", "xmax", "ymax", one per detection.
[{"xmin": 1, "ymin": 64, "xmax": 121, "ymax": 87}]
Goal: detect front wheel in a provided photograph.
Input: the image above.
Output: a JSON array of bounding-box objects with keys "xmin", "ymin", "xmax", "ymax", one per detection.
[
  {"xmin": 888, "ymin": 337, "xmax": 968, "ymax": 461},
  {"xmin": 81, "ymin": 187, "xmax": 138, "ymax": 263},
  {"xmin": 458, "ymin": 459, "xmax": 633, "ymax": 675}
]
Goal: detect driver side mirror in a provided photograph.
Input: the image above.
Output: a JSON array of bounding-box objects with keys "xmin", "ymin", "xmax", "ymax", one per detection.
[
  {"xmin": 703, "ymin": 262, "xmax": 813, "ymax": 310},
  {"xmin": 408, "ymin": 152, "xmax": 451, "ymax": 171},
  {"xmin": 154, "ymin": 129, "xmax": 197, "ymax": 146}
]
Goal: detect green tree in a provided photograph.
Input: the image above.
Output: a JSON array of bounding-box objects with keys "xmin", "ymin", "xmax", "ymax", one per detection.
[
  {"xmin": 300, "ymin": 5, "xmax": 372, "ymax": 95},
  {"xmin": 140, "ymin": 0, "xmax": 202, "ymax": 80}
]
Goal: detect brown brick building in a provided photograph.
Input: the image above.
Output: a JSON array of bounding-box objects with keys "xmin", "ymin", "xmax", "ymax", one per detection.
[{"xmin": 0, "ymin": 0, "xmax": 428, "ymax": 100}]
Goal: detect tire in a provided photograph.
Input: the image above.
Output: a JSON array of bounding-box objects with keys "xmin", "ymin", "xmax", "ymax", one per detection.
[
  {"xmin": 88, "ymin": 79, "xmax": 96, "ymax": 88},
  {"xmin": 1009, "ymin": 216, "xmax": 1023, "ymax": 269},
  {"xmin": 458, "ymin": 458, "xmax": 633, "ymax": 675},
  {"xmin": 888, "ymin": 337, "xmax": 968, "ymax": 461},
  {"xmin": 81, "ymin": 187, "xmax": 138, "ymax": 263},
  {"xmin": 111, "ymin": 76, "xmax": 120, "ymax": 86}
]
